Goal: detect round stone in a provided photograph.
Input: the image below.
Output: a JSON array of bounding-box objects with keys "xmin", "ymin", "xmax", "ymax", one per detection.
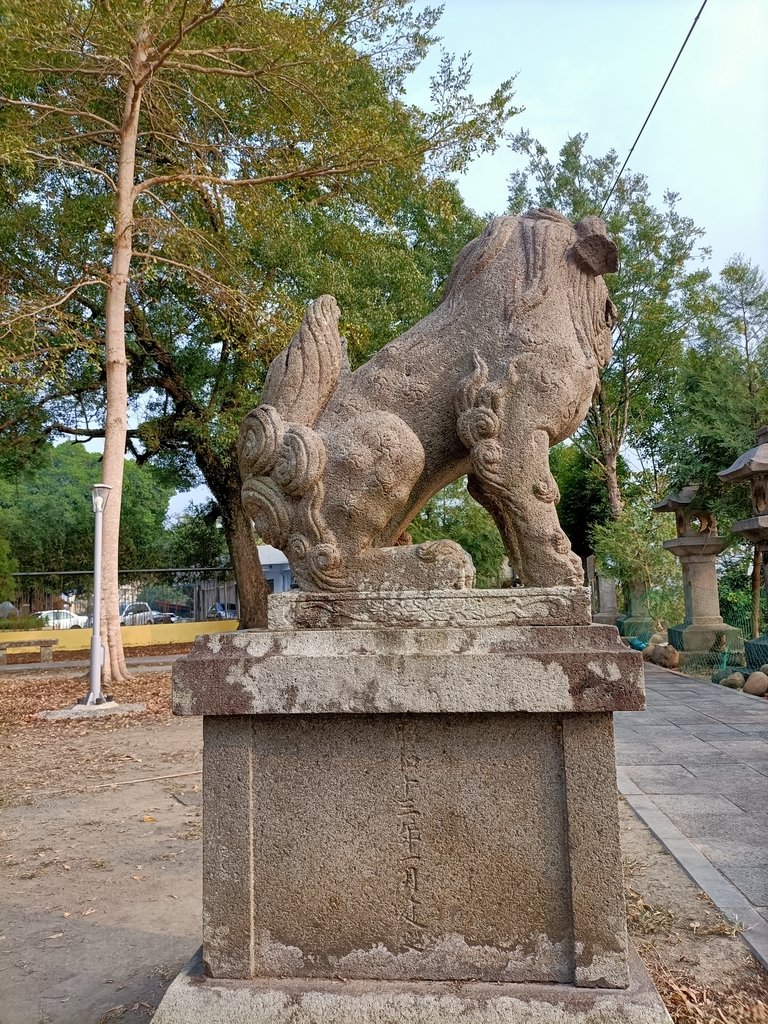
[
  {"xmin": 650, "ymin": 644, "xmax": 680, "ymax": 669},
  {"xmin": 743, "ymin": 671, "xmax": 768, "ymax": 697},
  {"xmin": 723, "ymin": 673, "xmax": 746, "ymax": 689}
]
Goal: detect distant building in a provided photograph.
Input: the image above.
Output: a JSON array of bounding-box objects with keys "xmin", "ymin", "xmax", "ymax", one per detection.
[
  {"xmin": 193, "ymin": 545, "xmax": 294, "ymax": 620},
  {"xmin": 259, "ymin": 545, "xmax": 294, "ymax": 593}
]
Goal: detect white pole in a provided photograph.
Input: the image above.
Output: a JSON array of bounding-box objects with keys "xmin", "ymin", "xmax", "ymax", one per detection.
[{"xmin": 86, "ymin": 484, "xmax": 111, "ymax": 706}]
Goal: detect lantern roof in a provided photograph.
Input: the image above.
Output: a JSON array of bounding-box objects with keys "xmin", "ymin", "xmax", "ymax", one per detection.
[
  {"xmin": 718, "ymin": 426, "xmax": 768, "ymax": 483},
  {"xmin": 652, "ymin": 484, "xmax": 701, "ymax": 513}
]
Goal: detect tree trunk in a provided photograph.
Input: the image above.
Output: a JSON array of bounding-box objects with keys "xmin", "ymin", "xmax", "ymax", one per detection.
[
  {"xmin": 752, "ymin": 546, "xmax": 763, "ymax": 640},
  {"xmin": 223, "ymin": 496, "xmax": 269, "ymax": 629},
  {"xmin": 603, "ymin": 447, "xmax": 624, "ymax": 520},
  {"xmin": 196, "ymin": 447, "xmax": 270, "ymax": 629},
  {"xmin": 99, "ymin": 29, "xmax": 149, "ymax": 684}
]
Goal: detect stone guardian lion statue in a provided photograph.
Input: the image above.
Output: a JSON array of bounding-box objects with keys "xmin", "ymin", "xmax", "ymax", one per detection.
[{"xmin": 239, "ymin": 208, "xmax": 618, "ymax": 591}]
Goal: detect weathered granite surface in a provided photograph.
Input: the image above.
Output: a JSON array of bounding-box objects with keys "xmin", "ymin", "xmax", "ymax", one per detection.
[
  {"xmin": 239, "ymin": 209, "xmax": 618, "ymax": 592},
  {"xmin": 172, "ymin": 622, "xmax": 644, "ymax": 716},
  {"xmin": 268, "ymin": 586, "xmax": 591, "ymax": 630},
  {"xmin": 200, "ymin": 710, "xmax": 629, "ymax": 987},
  {"xmin": 164, "ymin": 591, "xmax": 651, "ymax": 1020},
  {"xmin": 153, "ymin": 947, "xmax": 672, "ymax": 1024},
  {"xmin": 169, "ymin": 588, "xmax": 644, "ymax": 1002}
]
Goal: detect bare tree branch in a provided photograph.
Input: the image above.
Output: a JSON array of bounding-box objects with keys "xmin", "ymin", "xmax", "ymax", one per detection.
[
  {"xmin": 0, "ymin": 97, "xmax": 120, "ymax": 132},
  {"xmin": 134, "ymin": 155, "xmax": 396, "ymax": 195},
  {"xmin": 139, "ymin": 0, "xmax": 229, "ymax": 87},
  {"xmin": 0, "ymin": 277, "xmax": 105, "ymax": 330},
  {"xmin": 23, "ymin": 149, "xmax": 118, "ymax": 190}
]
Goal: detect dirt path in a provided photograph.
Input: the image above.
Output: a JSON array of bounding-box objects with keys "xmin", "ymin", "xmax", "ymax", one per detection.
[{"xmin": 0, "ymin": 671, "xmax": 766, "ymax": 1023}]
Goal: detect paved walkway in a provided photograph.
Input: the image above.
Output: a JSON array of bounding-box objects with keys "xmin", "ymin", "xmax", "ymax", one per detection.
[
  {"xmin": 616, "ymin": 664, "xmax": 768, "ymax": 969},
  {"xmin": 0, "ymin": 653, "xmax": 182, "ymax": 675}
]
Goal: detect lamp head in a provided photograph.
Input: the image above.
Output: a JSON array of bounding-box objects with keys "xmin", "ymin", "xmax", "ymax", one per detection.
[{"xmin": 91, "ymin": 483, "xmax": 112, "ymax": 513}]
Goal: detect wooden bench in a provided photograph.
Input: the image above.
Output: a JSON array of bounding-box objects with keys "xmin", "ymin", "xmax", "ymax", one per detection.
[{"xmin": 0, "ymin": 639, "xmax": 59, "ymax": 665}]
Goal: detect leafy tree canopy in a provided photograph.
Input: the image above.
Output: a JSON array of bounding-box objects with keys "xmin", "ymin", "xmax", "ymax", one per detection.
[
  {"xmin": 549, "ymin": 443, "xmax": 621, "ymax": 561},
  {"xmin": 0, "ymin": 0, "xmax": 518, "ymax": 637},
  {"xmin": 656, "ymin": 255, "xmax": 768, "ymax": 531},
  {"xmin": 0, "ymin": 443, "xmax": 174, "ymax": 573},
  {"xmin": 163, "ymin": 501, "xmax": 229, "ymax": 568}
]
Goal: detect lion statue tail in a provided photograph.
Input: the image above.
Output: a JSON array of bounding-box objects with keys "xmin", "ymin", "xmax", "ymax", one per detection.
[{"xmin": 260, "ymin": 294, "xmax": 345, "ymax": 427}]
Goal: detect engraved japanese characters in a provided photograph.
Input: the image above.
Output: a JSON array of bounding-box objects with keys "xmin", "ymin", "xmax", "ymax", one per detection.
[{"xmin": 239, "ymin": 209, "xmax": 618, "ymax": 592}]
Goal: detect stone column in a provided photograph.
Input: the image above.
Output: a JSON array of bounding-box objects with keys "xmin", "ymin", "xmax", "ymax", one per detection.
[
  {"xmin": 154, "ymin": 587, "xmax": 671, "ymax": 1024},
  {"xmin": 653, "ymin": 489, "xmax": 740, "ymax": 661},
  {"xmin": 617, "ymin": 582, "xmax": 652, "ymax": 639}
]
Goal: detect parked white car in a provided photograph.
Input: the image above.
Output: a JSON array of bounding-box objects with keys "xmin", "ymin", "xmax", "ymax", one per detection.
[
  {"xmin": 35, "ymin": 609, "xmax": 88, "ymax": 630},
  {"xmin": 120, "ymin": 601, "xmax": 175, "ymax": 626}
]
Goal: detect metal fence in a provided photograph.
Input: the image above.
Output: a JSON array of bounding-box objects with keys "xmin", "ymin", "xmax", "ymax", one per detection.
[{"xmin": 6, "ymin": 566, "xmax": 239, "ymax": 624}]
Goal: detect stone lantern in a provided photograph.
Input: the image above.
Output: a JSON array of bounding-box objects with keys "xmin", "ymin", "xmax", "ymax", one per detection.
[
  {"xmin": 652, "ymin": 485, "xmax": 740, "ymax": 663},
  {"xmin": 718, "ymin": 425, "xmax": 768, "ymax": 668}
]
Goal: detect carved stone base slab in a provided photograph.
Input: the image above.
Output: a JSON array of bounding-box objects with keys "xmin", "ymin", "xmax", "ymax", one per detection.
[
  {"xmin": 169, "ymin": 590, "xmax": 649, "ymax": 1010},
  {"xmin": 268, "ymin": 587, "xmax": 592, "ymax": 630},
  {"xmin": 152, "ymin": 947, "xmax": 672, "ymax": 1024}
]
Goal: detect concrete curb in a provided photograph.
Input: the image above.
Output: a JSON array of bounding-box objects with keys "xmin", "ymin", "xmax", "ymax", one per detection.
[
  {"xmin": 36, "ymin": 701, "xmax": 146, "ymax": 721},
  {"xmin": 618, "ymin": 774, "xmax": 768, "ymax": 971},
  {"xmin": 0, "ymin": 655, "xmax": 181, "ymax": 675}
]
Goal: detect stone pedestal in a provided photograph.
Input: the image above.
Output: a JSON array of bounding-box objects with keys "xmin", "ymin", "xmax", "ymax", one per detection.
[
  {"xmin": 617, "ymin": 583, "xmax": 653, "ymax": 640},
  {"xmin": 653, "ymin": 488, "xmax": 741, "ymax": 665},
  {"xmin": 662, "ymin": 536, "xmax": 741, "ymax": 663},
  {"xmin": 154, "ymin": 588, "xmax": 670, "ymax": 1023},
  {"xmin": 586, "ymin": 556, "xmax": 618, "ymax": 626}
]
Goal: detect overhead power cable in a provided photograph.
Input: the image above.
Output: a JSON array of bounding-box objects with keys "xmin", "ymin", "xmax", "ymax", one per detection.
[{"xmin": 600, "ymin": 0, "xmax": 708, "ymax": 213}]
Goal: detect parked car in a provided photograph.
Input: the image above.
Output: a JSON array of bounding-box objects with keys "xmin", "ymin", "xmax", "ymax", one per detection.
[
  {"xmin": 34, "ymin": 609, "xmax": 88, "ymax": 630},
  {"xmin": 206, "ymin": 602, "xmax": 238, "ymax": 621},
  {"xmin": 120, "ymin": 601, "xmax": 175, "ymax": 626}
]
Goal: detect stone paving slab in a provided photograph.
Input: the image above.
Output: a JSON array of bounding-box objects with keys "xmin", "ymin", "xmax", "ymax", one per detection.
[{"xmin": 616, "ymin": 665, "xmax": 768, "ymax": 970}]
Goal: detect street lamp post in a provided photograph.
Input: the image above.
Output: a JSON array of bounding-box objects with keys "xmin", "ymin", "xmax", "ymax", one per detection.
[{"xmin": 86, "ymin": 483, "xmax": 112, "ymax": 705}]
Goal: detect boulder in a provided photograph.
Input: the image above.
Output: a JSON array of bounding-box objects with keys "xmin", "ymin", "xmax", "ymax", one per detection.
[
  {"xmin": 744, "ymin": 671, "xmax": 768, "ymax": 697},
  {"xmin": 723, "ymin": 672, "xmax": 746, "ymax": 689},
  {"xmin": 648, "ymin": 632, "xmax": 667, "ymax": 647},
  {"xmin": 649, "ymin": 644, "xmax": 680, "ymax": 669},
  {"xmin": 642, "ymin": 644, "xmax": 656, "ymax": 662}
]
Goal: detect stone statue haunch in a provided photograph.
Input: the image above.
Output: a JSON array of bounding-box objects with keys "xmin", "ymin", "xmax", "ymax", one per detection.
[{"xmin": 239, "ymin": 208, "xmax": 618, "ymax": 592}]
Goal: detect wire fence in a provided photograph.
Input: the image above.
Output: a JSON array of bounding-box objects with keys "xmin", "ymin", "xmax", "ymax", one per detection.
[
  {"xmin": 618, "ymin": 599, "xmax": 766, "ymax": 680},
  {"xmin": 3, "ymin": 567, "xmax": 239, "ymax": 627}
]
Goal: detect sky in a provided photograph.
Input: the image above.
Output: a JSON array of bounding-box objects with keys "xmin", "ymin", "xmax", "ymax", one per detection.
[
  {"xmin": 167, "ymin": 0, "xmax": 768, "ymax": 517},
  {"xmin": 407, "ymin": 0, "xmax": 768, "ymax": 273}
]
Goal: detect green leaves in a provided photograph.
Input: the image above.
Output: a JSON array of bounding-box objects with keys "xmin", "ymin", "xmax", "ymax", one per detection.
[
  {"xmin": 0, "ymin": 0, "xmax": 518, "ymax": 609},
  {"xmin": 0, "ymin": 443, "xmax": 174, "ymax": 573},
  {"xmin": 410, "ymin": 479, "xmax": 505, "ymax": 588},
  {"xmin": 656, "ymin": 256, "xmax": 768, "ymax": 531}
]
